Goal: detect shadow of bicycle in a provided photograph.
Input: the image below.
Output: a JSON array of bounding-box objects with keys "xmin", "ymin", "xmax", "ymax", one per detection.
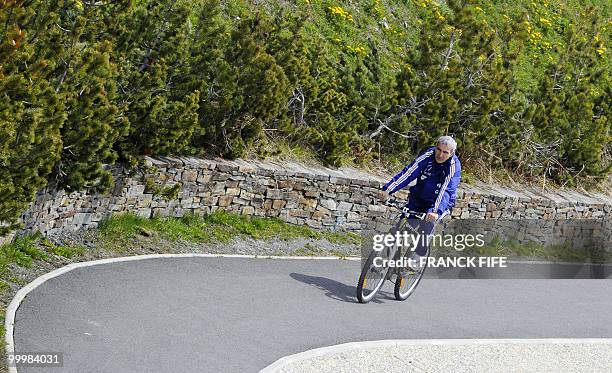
[{"xmin": 289, "ymin": 273, "xmax": 395, "ymax": 304}]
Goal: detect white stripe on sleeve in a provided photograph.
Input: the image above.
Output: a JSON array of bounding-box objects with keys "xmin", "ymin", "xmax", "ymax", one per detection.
[
  {"xmin": 433, "ymin": 159, "xmax": 455, "ymax": 212},
  {"xmin": 387, "ymin": 149, "xmax": 434, "ymax": 193}
]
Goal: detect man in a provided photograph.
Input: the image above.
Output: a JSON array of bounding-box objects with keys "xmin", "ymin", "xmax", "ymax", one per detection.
[{"xmin": 382, "ymin": 136, "xmax": 462, "ymax": 268}]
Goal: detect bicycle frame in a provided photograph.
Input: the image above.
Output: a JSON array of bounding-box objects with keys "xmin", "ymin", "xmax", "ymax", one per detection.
[{"xmin": 383, "ymin": 198, "xmax": 433, "ymax": 275}]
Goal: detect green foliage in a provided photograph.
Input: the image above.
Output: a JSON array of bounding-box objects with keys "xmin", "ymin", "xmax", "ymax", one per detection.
[
  {"xmin": 143, "ymin": 177, "xmax": 157, "ymax": 193},
  {"xmin": 0, "ymin": 1, "xmax": 64, "ymax": 234},
  {"xmin": 36, "ymin": 1, "xmax": 131, "ymax": 191},
  {"xmin": 300, "ymin": 50, "xmax": 369, "ymax": 166},
  {"xmin": 50, "ymin": 244, "xmax": 85, "ymax": 258},
  {"xmin": 1, "ymin": 0, "xmax": 610, "ymax": 238},
  {"xmin": 392, "ymin": 0, "xmax": 531, "ymax": 169},
  {"xmin": 144, "ymin": 177, "xmax": 182, "ymax": 200},
  {"xmin": 143, "ymin": 177, "xmax": 182, "ymax": 200},
  {"xmin": 193, "ymin": 8, "xmax": 292, "ymax": 158},
  {"xmin": 529, "ymin": 7, "xmax": 611, "ymax": 184},
  {"xmin": 159, "ymin": 183, "xmax": 182, "ymax": 200},
  {"xmin": 115, "ymin": 0, "xmax": 200, "ymax": 161},
  {"xmin": 0, "ymin": 235, "xmax": 47, "ymax": 269}
]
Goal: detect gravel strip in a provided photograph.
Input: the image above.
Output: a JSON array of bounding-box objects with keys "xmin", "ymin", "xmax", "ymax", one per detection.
[{"xmin": 276, "ymin": 342, "xmax": 612, "ymax": 373}]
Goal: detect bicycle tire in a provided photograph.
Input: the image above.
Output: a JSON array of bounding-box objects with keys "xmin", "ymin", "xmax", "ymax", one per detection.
[
  {"xmin": 356, "ymin": 218, "xmax": 407, "ymax": 303},
  {"xmin": 356, "ymin": 248, "xmax": 389, "ymax": 303},
  {"xmin": 394, "ymin": 246, "xmax": 430, "ymax": 301}
]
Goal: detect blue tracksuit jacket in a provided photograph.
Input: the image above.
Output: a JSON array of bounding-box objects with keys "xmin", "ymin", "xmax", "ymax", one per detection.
[{"xmin": 383, "ymin": 147, "xmax": 461, "ymax": 217}]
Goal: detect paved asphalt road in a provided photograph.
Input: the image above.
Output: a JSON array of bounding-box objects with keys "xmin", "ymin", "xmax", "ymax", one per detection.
[{"xmin": 12, "ymin": 257, "xmax": 612, "ymax": 372}]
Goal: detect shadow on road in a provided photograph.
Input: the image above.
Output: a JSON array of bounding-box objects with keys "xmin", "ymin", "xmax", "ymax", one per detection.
[{"xmin": 290, "ymin": 273, "xmax": 394, "ymax": 304}]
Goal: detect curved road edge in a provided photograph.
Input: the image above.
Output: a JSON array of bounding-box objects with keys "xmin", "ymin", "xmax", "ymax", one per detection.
[{"xmin": 3, "ymin": 253, "xmax": 358, "ymax": 373}]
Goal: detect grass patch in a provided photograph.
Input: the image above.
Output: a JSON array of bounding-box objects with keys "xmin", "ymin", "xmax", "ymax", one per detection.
[
  {"xmin": 203, "ymin": 212, "xmax": 321, "ymax": 240},
  {"xmin": 98, "ymin": 213, "xmax": 150, "ymax": 238},
  {"xmin": 324, "ymin": 231, "xmax": 362, "ymax": 245},
  {"xmin": 290, "ymin": 243, "xmax": 350, "ymax": 257},
  {"xmin": 0, "ymin": 234, "xmax": 89, "ymax": 289},
  {"xmin": 97, "ymin": 210, "xmax": 359, "ymax": 249},
  {"xmin": 50, "ymin": 245, "xmax": 85, "ymax": 259},
  {"xmin": 7, "ymin": 277, "xmax": 26, "ymax": 286},
  {"xmin": 328, "ymin": 249, "xmax": 350, "ymax": 258},
  {"xmin": 97, "ymin": 212, "xmax": 226, "ymax": 249},
  {"xmin": 0, "ymin": 236, "xmax": 49, "ymax": 271}
]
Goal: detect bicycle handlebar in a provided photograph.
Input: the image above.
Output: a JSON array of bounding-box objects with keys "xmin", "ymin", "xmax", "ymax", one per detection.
[{"xmin": 383, "ymin": 198, "xmax": 427, "ymax": 220}]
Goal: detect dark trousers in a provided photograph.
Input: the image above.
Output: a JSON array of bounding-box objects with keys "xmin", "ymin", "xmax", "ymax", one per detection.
[{"xmin": 405, "ymin": 213, "xmax": 436, "ymax": 256}]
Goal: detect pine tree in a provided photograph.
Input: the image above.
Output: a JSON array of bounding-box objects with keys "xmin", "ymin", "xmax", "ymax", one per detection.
[
  {"xmin": 446, "ymin": 0, "xmax": 528, "ymax": 169},
  {"xmin": 265, "ymin": 10, "xmax": 314, "ymax": 140},
  {"xmin": 114, "ymin": 0, "xmax": 200, "ymax": 163},
  {"xmin": 393, "ymin": 1, "xmax": 462, "ymax": 155},
  {"xmin": 338, "ymin": 42, "xmax": 393, "ymax": 163},
  {"xmin": 194, "ymin": 10, "xmax": 291, "ymax": 158},
  {"xmin": 531, "ymin": 7, "xmax": 610, "ymax": 184},
  {"xmin": 0, "ymin": 1, "xmax": 63, "ymax": 233},
  {"xmin": 300, "ymin": 48, "xmax": 368, "ymax": 166},
  {"xmin": 25, "ymin": 1, "xmax": 132, "ymax": 191},
  {"xmin": 361, "ymin": 40, "xmax": 396, "ymax": 133}
]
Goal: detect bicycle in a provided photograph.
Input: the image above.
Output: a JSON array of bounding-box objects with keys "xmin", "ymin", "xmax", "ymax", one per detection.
[{"xmin": 356, "ymin": 198, "xmax": 433, "ymax": 303}]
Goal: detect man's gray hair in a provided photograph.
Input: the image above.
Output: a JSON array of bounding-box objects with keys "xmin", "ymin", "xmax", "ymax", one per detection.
[{"xmin": 437, "ymin": 135, "xmax": 457, "ymax": 152}]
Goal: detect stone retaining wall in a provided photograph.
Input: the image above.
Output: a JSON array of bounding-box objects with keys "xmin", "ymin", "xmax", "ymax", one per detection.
[{"xmin": 13, "ymin": 156, "xmax": 612, "ymax": 245}]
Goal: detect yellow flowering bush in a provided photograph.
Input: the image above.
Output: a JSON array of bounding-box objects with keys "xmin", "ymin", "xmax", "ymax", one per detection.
[
  {"xmin": 539, "ymin": 17, "xmax": 552, "ymax": 27},
  {"xmin": 353, "ymin": 46, "xmax": 367, "ymax": 55},
  {"xmin": 327, "ymin": 5, "xmax": 353, "ymax": 23},
  {"xmin": 345, "ymin": 44, "xmax": 367, "ymax": 56}
]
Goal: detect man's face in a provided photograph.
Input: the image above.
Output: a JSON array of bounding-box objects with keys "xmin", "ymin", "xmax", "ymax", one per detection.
[{"xmin": 434, "ymin": 143, "xmax": 453, "ymax": 163}]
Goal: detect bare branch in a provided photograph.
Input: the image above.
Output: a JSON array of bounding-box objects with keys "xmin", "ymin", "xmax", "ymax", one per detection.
[
  {"xmin": 441, "ymin": 32, "xmax": 456, "ymax": 71},
  {"xmin": 55, "ymin": 23, "xmax": 71, "ymax": 33},
  {"xmin": 369, "ymin": 118, "xmax": 413, "ymax": 139},
  {"xmin": 56, "ymin": 61, "xmax": 70, "ymax": 93}
]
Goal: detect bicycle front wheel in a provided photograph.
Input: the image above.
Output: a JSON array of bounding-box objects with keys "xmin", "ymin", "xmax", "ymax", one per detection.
[
  {"xmin": 356, "ymin": 248, "xmax": 389, "ymax": 303},
  {"xmin": 394, "ymin": 247, "xmax": 430, "ymax": 301}
]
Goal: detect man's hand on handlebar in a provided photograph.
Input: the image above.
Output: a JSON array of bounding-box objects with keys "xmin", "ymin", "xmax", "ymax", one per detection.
[{"xmin": 382, "ymin": 190, "xmax": 438, "ymax": 221}]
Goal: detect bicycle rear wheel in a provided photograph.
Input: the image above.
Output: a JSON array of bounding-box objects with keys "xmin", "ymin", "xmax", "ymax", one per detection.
[
  {"xmin": 394, "ymin": 247, "xmax": 430, "ymax": 301},
  {"xmin": 356, "ymin": 248, "xmax": 390, "ymax": 303}
]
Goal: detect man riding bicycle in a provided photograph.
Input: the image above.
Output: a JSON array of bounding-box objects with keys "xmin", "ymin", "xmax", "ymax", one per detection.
[{"xmin": 382, "ymin": 135, "xmax": 462, "ymax": 269}]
